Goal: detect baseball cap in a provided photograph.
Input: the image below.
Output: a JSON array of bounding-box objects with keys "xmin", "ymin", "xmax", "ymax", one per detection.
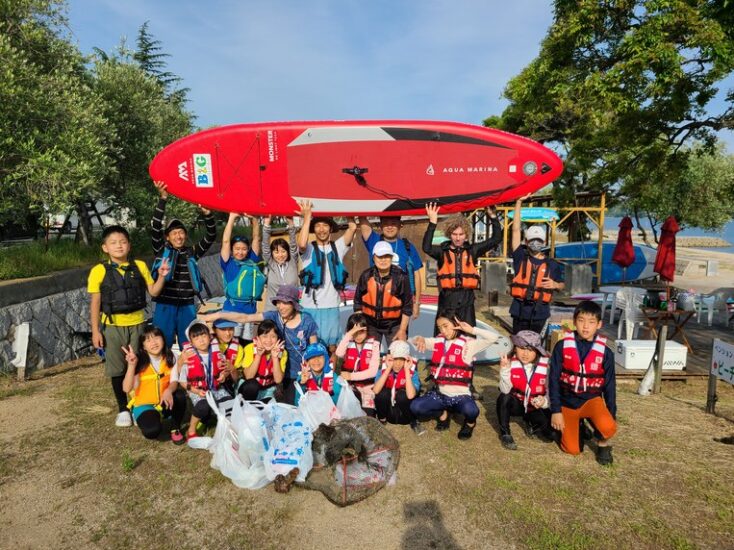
[
  {"xmin": 213, "ymin": 319, "xmax": 238, "ymax": 329},
  {"xmin": 303, "ymin": 342, "xmax": 329, "ymax": 361},
  {"xmin": 373, "ymin": 241, "xmax": 394, "ymax": 257},
  {"xmin": 388, "ymin": 340, "xmax": 411, "ymax": 359},
  {"xmin": 525, "ymin": 225, "xmax": 546, "ymax": 243}
]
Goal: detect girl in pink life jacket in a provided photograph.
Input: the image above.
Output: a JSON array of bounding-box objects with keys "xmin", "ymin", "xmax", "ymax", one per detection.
[
  {"xmin": 177, "ymin": 322, "xmax": 235, "ymax": 441},
  {"xmin": 335, "ymin": 313, "xmax": 380, "ymax": 416},
  {"xmin": 295, "ymin": 342, "xmax": 342, "ymax": 406},
  {"xmin": 237, "ymin": 319, "xmax": 288, "ymax": 402},
  {"xmin": 373, "ymin": 340, "xmax": 424, "ymax": 435},
  {"xmin": 496, "ymin": 330, "xmax": 553, "ymax": 451},
  {"xmin": 409, "ymin": 310, "xmax": 498, "ymax": 440}
]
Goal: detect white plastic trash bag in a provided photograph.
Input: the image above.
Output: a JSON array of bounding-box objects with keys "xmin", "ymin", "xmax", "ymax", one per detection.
[
  {"xmin": 335, "ymin": 378, "xmax": 366, "ymax": 420},
  {"xmin": 206, "ymin": 392, "xmax": 270, "ymax": 489},
  {"xmin": 229, "ymin": 397, "xmax": 268, "ymax": 469},
  {"xmin": 262, "ymin": 400, "xmax": 313, "ymax": 482},
  {"xmin": 295, "ymin": 383, "xmax": 340, "ymax": 430}
]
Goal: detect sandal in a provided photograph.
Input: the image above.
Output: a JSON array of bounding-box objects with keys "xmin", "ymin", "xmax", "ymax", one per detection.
[{"xmin": 170, "ymin": 429, "xmax": 185, "ymax": 445}]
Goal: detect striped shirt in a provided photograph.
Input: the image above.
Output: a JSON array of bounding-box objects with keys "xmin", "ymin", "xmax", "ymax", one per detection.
[{"xmin": 151, "ymin": 198, "xmax": 217, "ymax": 305}]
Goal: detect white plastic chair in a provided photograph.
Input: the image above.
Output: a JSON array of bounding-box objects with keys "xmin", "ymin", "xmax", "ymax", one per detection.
[
  {"xmin": 610, "ymin": 287, "xmax": 647, "ymax": 326},
  {"xmin": 617, "ymin": 290, "xmax": 647, "ymax": 340},
  {"xmin": 697, "ymin": 294, "xmax": 729, "ymax": 326}
]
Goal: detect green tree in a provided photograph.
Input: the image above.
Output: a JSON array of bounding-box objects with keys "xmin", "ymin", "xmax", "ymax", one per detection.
[
  {"xmin": 487, "ymin": 0, "xmax": 734, "ymax": 234},
  {"xmin": 0, "ymin": 0, "xmax": 114, "ymax": 229},
  {"xmin": 133, "ymin": 20, "xmax": 190, "ymax": 104}
]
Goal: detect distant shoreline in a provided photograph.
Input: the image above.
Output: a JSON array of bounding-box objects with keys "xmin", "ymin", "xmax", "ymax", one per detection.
[{"xmin": 588, "ymin": 230, "xmax": 731, "ymax": 249}]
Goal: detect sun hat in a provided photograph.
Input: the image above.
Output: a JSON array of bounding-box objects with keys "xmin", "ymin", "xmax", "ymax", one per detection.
[
  {"xmin": 525, "ymin": 225, "xmax": 546, "ymax": 243},
  {"xmin": 309, "ymin": 217, "xmax": 339, "ymax": 233},
  {"xmin": 510, "ymin": 330, "xmax": 549, "ymax": 357},
  {"xmin": 271, "ymin": 284, "xmax": 302, "ymax": 311},
  {"xmin": 388, "ymin": 340, "xmax": 411, "ymax": 359}
]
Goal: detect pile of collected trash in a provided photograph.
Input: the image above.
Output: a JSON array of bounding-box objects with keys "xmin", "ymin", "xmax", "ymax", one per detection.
[{"xmin": 190, "ymin": 378, "xmax": 400, "ymax": 505}]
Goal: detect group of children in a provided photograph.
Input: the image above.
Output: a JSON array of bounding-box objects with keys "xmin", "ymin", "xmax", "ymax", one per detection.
[{"xmin": 88, "ymin": 183, "xmax": 617, "ymax": 465}]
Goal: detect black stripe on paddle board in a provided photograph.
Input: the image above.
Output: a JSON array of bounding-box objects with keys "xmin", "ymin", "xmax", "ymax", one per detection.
[
  {"xmin": 382, "ymin": 128, "xmax": 512, "ymax": 149},
  {"xmin": 383, "ymin": 190, "xmax": 505, "ymax": 212}
]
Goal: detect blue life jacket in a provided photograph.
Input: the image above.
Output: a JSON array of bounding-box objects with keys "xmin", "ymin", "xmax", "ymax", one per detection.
[
  {"xmin": 151, "ymin": 245, "xmax": 202, "ymax": 293},
  {"xmin": 299, "ymin": 241, "xmax": 348, "ymax": 292},
  {"xmin": 224, "ymin": 258, "xmax": 265, "ymax": 304}
]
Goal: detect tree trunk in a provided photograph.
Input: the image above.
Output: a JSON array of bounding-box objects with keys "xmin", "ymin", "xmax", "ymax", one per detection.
[
  {"xmin": 633, "ymin": 207, "xmax": 652, "ymax": 247},
  {"xmin": 75, "ymin": 202, "xmax": 92, "ymax": 246}
]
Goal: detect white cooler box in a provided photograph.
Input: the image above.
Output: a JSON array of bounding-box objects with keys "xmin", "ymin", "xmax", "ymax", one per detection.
[{"xmin": 614, "ymin": 340, "xmax": 687, "ymax": 371}]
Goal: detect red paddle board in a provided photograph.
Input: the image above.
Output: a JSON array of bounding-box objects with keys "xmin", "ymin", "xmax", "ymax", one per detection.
[{"xmin": 149, "ymin": 120, "xmax": 562, "ymax": 216}]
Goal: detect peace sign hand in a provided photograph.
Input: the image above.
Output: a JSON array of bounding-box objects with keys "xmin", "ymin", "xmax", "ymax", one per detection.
[
  {"xmin": 121, "ymin": 345, "xmax": 138, "ymax": 367},
  {"xmin": 453, "ymin": 317, "xmax": 474, "ymax": 335}
]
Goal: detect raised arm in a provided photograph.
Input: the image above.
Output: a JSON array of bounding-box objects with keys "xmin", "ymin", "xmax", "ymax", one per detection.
[
  {"xmin": 422, "ymin": 202, "xmax": 444, "ymax": 260},
  {"xmin": 342, "ymin": 217, "xmax": 358, "ymax": 247},
  {"xmin": 261, "ymin": 216, "xmax": 272, "ymax": 262},
  {"xmin": 512, "ymin": 194, "xmax": 531, "ymax": 252},
  {"xmin": 296, "ymin": 200, "xmax": 312, "ymax": 251},
  {"xmin": 359, "ymin": 218, "xmax": 373, "ymax": 242},
  {"xmin": 194, "ymin": 205, "xmax": 217, "ymax": 259},
  {"xmin": 221, "ymin": 212, "xmax": 238, "ymax": 262},
  {"xmin": 286, "ymin": 218, "xmax": 298, "ymax": 258},
  {"xmin": 151, "ymin": 181, "xmax": 168, "ymax": 255},
  {"xmin": 250, "ymin": 216, "xmax": 261, "ymax": 256}
]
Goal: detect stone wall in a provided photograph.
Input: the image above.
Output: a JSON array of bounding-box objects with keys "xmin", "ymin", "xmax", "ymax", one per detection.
[{"xmin": 0, "ymin": 252, "xmax": 224, "ymax": 374}]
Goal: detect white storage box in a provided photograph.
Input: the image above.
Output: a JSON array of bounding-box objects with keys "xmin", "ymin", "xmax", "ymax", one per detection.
[{"xmin": 614, "ymin": 340, "xmax": 687, "ymax": 371}]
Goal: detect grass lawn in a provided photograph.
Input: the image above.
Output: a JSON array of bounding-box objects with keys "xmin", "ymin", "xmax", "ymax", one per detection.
[{"xmin": 1, "ymin": 358, "xmax": 732, "ymax": 550}]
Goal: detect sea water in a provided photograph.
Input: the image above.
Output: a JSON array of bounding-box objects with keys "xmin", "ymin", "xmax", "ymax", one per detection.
[{"xmin": 603, "ymin": 216, "xmax": 734, "ymax": 254}]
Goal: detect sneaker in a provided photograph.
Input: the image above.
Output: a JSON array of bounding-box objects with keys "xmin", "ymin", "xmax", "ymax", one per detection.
[
  {"xmin": 596, "ymin": 445, "xmax": 614, "ymax": 466},
  {"xmin": 378, "ymin": 418, "xmax": 388, "ymax": 425},
  {"xmin": 170, "ymin": 429, "xmax": 185, "ymax": 446},
  {"xmin": 435, "ymin": 416, "xmax": 450, "ymax": 431},
  {"xmin": 410, "ymin": 421, "xmax": 426, "ymax": 436},
  {"xmin": 457, "ymin": 423, "xmax": 474, "ymax": 440},
  {"xmin": 500, "ymin": 434, "xmax": 518, "ymax": 450},
  {"xmin": 115, "ymin": 411, "xmax": 133, "ymax": 427}
]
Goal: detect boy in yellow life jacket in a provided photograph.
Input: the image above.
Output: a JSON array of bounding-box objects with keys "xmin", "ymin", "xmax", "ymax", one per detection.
[{"xmin": 88, "ymin": 225, "xmax": 169, "ymax": 428}]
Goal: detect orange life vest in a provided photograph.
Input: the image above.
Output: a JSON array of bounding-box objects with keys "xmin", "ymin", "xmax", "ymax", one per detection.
[
  {"xmin": 436, "ymin": 247, "xmax": 480, "ymax": 290},
  {"xmin": 510, "ymin": 256, "xmax": 552, "ymax": 303},
  {"xmin": 559, "ymin": 332, "xmax": 607, "ymax": 395},
  {"xmin": 509, "ymin": 356, "xmax": 549, "ymax": 411},
  {"xmin": 360, "ymin": 272, "xmax": 403, "ymax": 321},
  {"xmin": 133, "ymin": 358, "xmax": 173, "ymax": 407}
]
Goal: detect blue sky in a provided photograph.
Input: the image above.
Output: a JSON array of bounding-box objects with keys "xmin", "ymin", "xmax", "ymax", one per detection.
[{"xmin": 66, "ymin": 0, "xmax": 732, "ymax": 150}]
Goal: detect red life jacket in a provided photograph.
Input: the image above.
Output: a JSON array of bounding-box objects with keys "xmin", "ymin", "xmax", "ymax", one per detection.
[
  {"xmin": 305, "ymin": 364, "xmax": 335, "ymax": 394},
  {"xmin": 509, "ymin": 356, "xmax": 549, "ymax": 411},
  {"xmin": 559, "ymin": 332, "xmax": 607, "ymax": 395},
  {"xmin": 382, "ymin": 357, "xmax": 417, "ymax": 405},
  {"xmin": 254, "ymin": 352, "xmax": 279, "ymax": 389},
  {"xmin": 429, "ymin": 336, "xmax": 473, "ymax": 387},
  {"xmin": 184, "ymin": 340, "xmax": 237, "ymax": 391},
  {"xmin": 342, "ymin": 339, "xmax": 377, "ymax": 386}
]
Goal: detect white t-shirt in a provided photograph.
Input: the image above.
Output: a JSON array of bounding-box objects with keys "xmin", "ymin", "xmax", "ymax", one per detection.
[{"xmin": 300, "ymin": 237, "xmax": 350, "ymax": 309}]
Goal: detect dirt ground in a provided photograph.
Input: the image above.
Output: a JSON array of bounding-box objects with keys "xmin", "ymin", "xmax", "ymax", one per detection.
[{"xmin": 1, "ymin": 358, "xmax": 733, "ymax": 550}]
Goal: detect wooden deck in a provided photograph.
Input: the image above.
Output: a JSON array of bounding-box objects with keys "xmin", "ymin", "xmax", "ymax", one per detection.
[{"xmin": 479, "ymin": 298, "xmax": 733, "ymax": 378}]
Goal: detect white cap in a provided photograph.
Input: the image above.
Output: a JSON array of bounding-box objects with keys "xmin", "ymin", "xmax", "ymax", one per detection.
[
  {"xmin": 525, "ymin": 225, "xmax": 546, "ymax": 243},
  {"xmin": 391, "ymin": 253, "xmax": 400, "ymax": 266},
  {"xmin": 373, "ymin": 241, "xmax": 394, "ymax": 258},
  {"xmin": 388, "ymin": 340, "xmax": 411, "ymax": 359}
]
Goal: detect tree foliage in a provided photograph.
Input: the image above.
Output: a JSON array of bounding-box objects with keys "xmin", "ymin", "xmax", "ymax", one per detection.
[
  {"xmin": 0, "ymin": 0, "xmax": 114, "ymax": 224},
  {"xmin": 487, "ymin": 0, "xmax": 734, "ymax": 233}
]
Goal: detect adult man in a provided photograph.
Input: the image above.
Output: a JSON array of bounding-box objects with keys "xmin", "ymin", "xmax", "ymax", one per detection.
[
  {"xmin": 297, "ymin": 200, "xmax": 357, "ymax": 351},
  {"xmin": 354, "ymin": 241, "xmax": 413, "ymax": 349},
  {"xmin": 360, "ymin": 216, "xmax": 424, "ymax": 319}
]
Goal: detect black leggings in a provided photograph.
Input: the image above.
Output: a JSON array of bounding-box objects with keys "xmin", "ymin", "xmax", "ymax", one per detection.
[
  {"xmin": 511, "ymin": 316, "xmax": 547, "ymax": 336},
  {"xmin": 237, "ymin": 378, "xmax": 278, "ymax": 402},
  {"xmin": 495, "ymin": 392, "xmax": 550, "ymax": 436},
  {"xmin": 136, "ymin": 390, "xmax": 187, "ymax": 440},
  {"xmin": 111, "ymin": 376, "xmax": 129, "ymax": 412},
  {"xmin": 374, "ymin": 387, "xmax": 415, "ymax": 425}
]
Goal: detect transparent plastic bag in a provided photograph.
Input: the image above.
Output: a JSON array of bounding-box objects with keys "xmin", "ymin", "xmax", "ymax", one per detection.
[
  {"xmin": 295, "ymin": 383, "xmax": 340, "ymax": 430},
  {"xmin": 335, "ymin": 377, "xmax": 366, "ymax": 420},
  {"xmin": 206, "ymin": 392, "xmax": 270, "ymax": 489}
]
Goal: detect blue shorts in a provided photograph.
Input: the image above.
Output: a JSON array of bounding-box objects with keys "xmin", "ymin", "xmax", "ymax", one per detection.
[{"xmin": 303, "ymin": 307, "xmax": 341, "ymax": 346}]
